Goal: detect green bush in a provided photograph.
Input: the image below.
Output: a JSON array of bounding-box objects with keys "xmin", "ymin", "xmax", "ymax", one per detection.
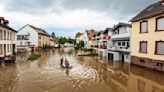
[{"xmin": 28, "ymin": 53, "xmax": 41, "ymax": 61}]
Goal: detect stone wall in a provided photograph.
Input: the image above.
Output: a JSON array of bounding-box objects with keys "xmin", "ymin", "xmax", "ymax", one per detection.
[{"xmin": 131, "ymin": 56, "xmax": 164, "ymax": 72}]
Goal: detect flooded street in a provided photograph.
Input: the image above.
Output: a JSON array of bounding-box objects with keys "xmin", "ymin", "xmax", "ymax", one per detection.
[{"xmin": 0, "ymin": 48, "xmax": 164, "ymax": 92}]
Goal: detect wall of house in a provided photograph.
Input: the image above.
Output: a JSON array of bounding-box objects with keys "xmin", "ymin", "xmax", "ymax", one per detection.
[
  {"xmin": 38, "ymin": 34, "xmax": 50, "ymax": 47},
  {"xmin": 16, "ymin": 35, "xmax": 29, "ymax": 47},
  {"xmin": 98, "ymin": 49, "xmax": 107, "ymax": 58},
  {"xmin": 131, "ymin": 14, "xmax": 164, "ymax": 61},
  {"xmin": 17, "ymin": 25, "xmax": 39, "ymax": 47},
  {"xmin": 107, "ymin": 31, "xmax": 113, "ymax": 49},
  {"xmin": 107, "ymin": 51, "xmax": 120, "ymax": 61},
  {"xmin": 78, "ymin": 32, "xmax": 89, "ymax": 48},
  {"xmin": 0, "ymin": 26, "xmax": 16, "ymax": 57}
]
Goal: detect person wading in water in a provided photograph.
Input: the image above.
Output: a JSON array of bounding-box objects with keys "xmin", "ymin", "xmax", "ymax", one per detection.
[
  {"xmin": 60, "ymin": 57, "xmax": 64, "ymax": 66},
  {"xmin": 65, "ymin": 58, "xmax": 70, "ymax": 68}
]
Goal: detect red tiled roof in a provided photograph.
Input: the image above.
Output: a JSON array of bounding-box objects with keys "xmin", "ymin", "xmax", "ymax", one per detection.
[{"xmin": 86, "ymin": 29, "xmax": 96, "ymax": 40}]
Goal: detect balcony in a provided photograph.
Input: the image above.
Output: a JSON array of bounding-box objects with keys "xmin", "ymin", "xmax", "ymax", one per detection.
[
  {"xmin": 111, "ymin": 33, "xmax": 130, "ymax": 40},
  {"xmin": 101, "ymin": 36, "xmax": 111, "ymax": 41},
  {"xmin": 108, "ymin": 47, "xmax": 116, "ymax": 51},
  {"xmin": 100, "ymin": 45, "xmax": 107, "ymax": 49},
  {"xmin": 116, "ymin": 47, "xmax": 130, "ymax": 52},
  {"xmin": 108, "ymin": 46, "xmax": 130, "ymax": 52}
]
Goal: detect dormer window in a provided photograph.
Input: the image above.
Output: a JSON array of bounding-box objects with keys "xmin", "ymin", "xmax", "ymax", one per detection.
[
  {"xmin": 156, "ymin": 16, "xmax": 164, "ymax": 31},
  {"xmin": 140, "ymin": 21, "xmax": 148, "ymax": 33}
]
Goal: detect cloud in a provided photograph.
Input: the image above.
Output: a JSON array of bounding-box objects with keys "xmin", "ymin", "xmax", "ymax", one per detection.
[{"xmin": 0, "ymin": 0, "xmax": 158, "ymax": 37}]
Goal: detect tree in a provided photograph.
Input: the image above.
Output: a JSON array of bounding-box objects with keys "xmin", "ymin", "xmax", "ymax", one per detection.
[
  {"xmin": 77, "ymin": 40, "xmax": 84, "ymax": 49},
  {"xmin": 75, "ymin": 32, "xmax": 81, "ymax": 38},
  {"xmin": 58, "ymin": 37, "xmax": 66, "ymax": 45}
]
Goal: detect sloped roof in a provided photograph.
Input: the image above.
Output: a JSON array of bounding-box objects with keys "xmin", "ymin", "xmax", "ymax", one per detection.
[
  {"xmin": 0, "ymin": 24, "xmax": 17, "ymax": 32},
  {"xmin": 86, "ymin": 30, "xmax": 96, "ymax": 40},
  {"xmin": 131, "ymin": 1, "xmax": 164, "ymax": 22},
  {"xmin": 112, "ymin": 22, "xmax": 131, "ymax": 31},
  {"xmin": 29, "ymin": 25, "xmax": 50, "ymax": 36},
  {"xmin": 0, "ymin": 17, "xmax": 16, "ymax": 32},
  {"xmin": 97, "ymin": 30, "xmax": 105, "ymax": 36},
  {"xmin": 103, "ymin": 28, "xmax": 113, "ymax": 34}
]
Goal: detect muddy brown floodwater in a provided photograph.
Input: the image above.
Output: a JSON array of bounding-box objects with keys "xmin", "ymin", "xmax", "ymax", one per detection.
[{"xmin": 0, "ymin": 48, "xmax": 164, "ymax": 92}]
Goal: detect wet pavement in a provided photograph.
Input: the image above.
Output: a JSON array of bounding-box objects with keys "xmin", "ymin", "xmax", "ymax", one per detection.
[{"xmin": 0, "ymin": 48, "xmax": 164, "ymax": 92}]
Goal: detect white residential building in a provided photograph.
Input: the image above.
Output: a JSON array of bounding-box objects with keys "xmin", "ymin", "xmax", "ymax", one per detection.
[
  {"xmin": 98, "ymin": 28, "xmax": 113, "ymax": 58},
  {"xmin": 76, "ymin": 30, "xmax": 96, "ymax": 49},
  {"xmin": 16, "ymin": 34, "xmax": 31, "ymax": 52},
  {"xmin": 107, "ymin": 22, "xmax": 132, "ymax": 63},
  {"xmin": 17, "ymin": 24, "xmax": 50, "ymax": 52},
  {"xmin": 0, "ymin": 17, "xmax": 17, "ymax": 61}
]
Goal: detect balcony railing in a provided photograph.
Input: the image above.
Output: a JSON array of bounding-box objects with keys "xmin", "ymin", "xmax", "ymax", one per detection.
[
  {"xmin": 100, "ymin": 45, "xmax": 107, "ymax": 49},
  {"xmin": 108, "ymin": 46, "xmax": 130, "ymax": 52},
  {"xmin": 102, "ymin": 36, "xmax": 111, "ymax": 41}
]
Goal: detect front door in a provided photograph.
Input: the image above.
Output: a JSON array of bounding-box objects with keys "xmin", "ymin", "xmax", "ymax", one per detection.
[{"xmin": 121, "ymin": 54, "xmax": 124, "ymax": 62}]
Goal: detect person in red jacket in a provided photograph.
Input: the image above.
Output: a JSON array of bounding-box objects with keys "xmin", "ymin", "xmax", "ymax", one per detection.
[{"xmin": 65, "ymin": 58, "xmax": 70, "ymax": 68}]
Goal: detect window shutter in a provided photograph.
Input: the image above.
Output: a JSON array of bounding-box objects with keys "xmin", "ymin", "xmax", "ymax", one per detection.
[
  {"xmin": 157, "ymin": 17, "xmax": 164, "ymax": 30},
  {"xmin": 157, "ymin": 42, "xmax": 164, "ymax": 54}
]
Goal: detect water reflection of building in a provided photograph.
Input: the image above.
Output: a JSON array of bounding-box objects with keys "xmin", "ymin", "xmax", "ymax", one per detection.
[
  {"xmin": 0, "ymin": 64, "xmax": 19, "ymax": 92},
  {"xmin": 128, "ymin": 65, "xmax": 164, "ymax": 92},
  {"xmin": 86, "ymin": 60, "xmax": 130, "ymax": 92}
]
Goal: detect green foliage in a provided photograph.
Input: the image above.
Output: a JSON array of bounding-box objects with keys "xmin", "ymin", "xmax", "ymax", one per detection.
[
  {"xmin": 58, "ymin": 37, "xmax": 75, "ymax": 45},
  {"xmin": 76, "ymin": 40, "xmax": 84, "ymax": 49},
  {"xmin": 28, "ymin": 53, "xmax": 41, "ymax": 61},
  {"xmin": 43, "ymin": 44, "xmax": 51, "ymax": 49},
  {"xmin": 75, "ymin": 32, "xmax": 81, "ymax": 38}
]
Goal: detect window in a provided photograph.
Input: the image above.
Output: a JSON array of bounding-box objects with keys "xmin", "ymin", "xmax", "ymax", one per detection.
[
  {"xmin": 4, "ymin": 30, "xmax": 6, "ymax": 40},
  {"xmin": 7, "ymin": 44, "xmax": 9, "ymax": 53},
  {"xmin": 0, "ymin": 44, "xmax": 3, "ymax": 55},
  {"xmin": 118, "ymin": 42, "xmax": 121, "ymax": 46},
  {"xmin": 39, "ymin": 36, "xmax": 41, "ymax": 39},
  {"xmin": 0, "ymin": 29, "xmax": 2, "ymax": 40},
  {"xmin": 122, "ymin": 42, "xmax": 126, "ymax": 46},
  {"xmin": 140, "ymin": 21, "xmax": 148, "ymax": 33},
  {"xmin": 10, "ymin": 32, "xmax": 12, "ymax": 41},
  {"xmin": 156, "ymin": 17, "xmax": 164, "ymax": 31},
  {"xmin": 8, "ymin": 32, "xmax": 9, "ymax": 40},
  {"xmin": 20, "ymin": 42, "xmax": 22, "ymax": 45},
  {"xmin": 140, "ymin": 41, "xmax": 147, "ymax": 53},
  {"xmin": 155, "ymin": 41, "xmax": 164, "ymax": 55},
  {"xmin": 127, "ymin": 42, "xmax": 130, "ymax": 48}
]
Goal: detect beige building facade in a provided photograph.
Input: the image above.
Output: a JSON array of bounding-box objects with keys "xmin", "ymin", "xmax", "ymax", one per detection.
[
  {"xmin": 38, "ymin": 34, "xmax": 51, "ymax": 47},
  {"xmin": 0, "ymin": 17, "xmax": 16, "ymax": 61},
  {"xmin": 131, "ymin": 1, "xmax": 164, "ymax": 71}
]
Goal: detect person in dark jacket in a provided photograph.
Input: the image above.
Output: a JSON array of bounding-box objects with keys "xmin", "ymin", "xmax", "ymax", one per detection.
[{"xmin": 60, "ymin": 57, "xmax": 64, "ymax": 66}]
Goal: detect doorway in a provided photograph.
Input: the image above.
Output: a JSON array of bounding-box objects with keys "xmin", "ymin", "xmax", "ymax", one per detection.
[
  {"xmin": 121, "ymin": 54, "xmax": 124, "ymax": 62},
  {"xmin": 108, "ymin": 53, "xmax": 113, "ymax": 60}
]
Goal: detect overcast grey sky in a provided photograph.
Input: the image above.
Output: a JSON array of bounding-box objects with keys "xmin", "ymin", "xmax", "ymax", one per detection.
[{"xmin": 0, "ymin": 0, "xmax": 158, "ymax": 37}]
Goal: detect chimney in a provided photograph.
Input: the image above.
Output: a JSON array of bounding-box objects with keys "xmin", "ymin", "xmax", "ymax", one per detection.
[
  {"xmin": 162, "ymin": 0, "xmax": 164, "ymax": 5},
  {"xmin": 0, "ymin": 17, "xmax": 4, "ymax": 24},
  {"xmin": 3, "ymin": 20, "xmax": 9, "ymax": 26}
]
